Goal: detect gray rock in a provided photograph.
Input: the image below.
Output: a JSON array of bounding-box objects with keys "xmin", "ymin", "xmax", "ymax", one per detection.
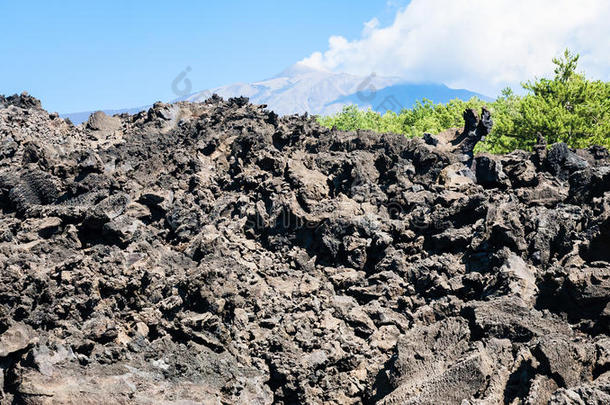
[
  {"xmin": 0, "ymin": 94, "xmax": 609, "ymax": 404},
  {"xmin": 0, "ymin": 323, "xmax": 37, "ymax": 357}
]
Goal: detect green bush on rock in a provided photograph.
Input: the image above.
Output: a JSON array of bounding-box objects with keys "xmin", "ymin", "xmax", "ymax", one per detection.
[{"xmin": 317, "ymin": 50, "xmax": 610, "ymax": 154}]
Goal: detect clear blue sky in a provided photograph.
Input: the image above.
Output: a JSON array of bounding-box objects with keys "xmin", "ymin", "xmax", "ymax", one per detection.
[{"xmin": 0, "ymin": 1, "xmax": 408, "ymax": 113}]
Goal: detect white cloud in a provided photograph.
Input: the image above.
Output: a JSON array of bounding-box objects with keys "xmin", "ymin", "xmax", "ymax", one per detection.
[
  {"xmin": 363, "ymin": 17, "xmax": 380, "ymax": 37},
  {"xmin": 299, "ymin": 0, "xmax": 610, "ymax": 96}
]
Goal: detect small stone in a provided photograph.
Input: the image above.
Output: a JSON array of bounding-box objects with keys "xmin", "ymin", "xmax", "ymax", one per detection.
[
  {"xmin": 0, "ymin": 323, "xmax": 37, "ymax": 357},
  {"xmin": 438, "ymin": 163, "xmax": 475, "ymax": 188},
  {"xmin": 369, "ymin": 325, "xmax": 400, "ymax": 350},
  {"xmin": 134, "ymin": 322, "xmax": 149, "ymax": 338}
]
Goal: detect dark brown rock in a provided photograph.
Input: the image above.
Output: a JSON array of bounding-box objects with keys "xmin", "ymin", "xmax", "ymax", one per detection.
[{"xmin": 0, "ymin": 94, "xmax": 609, "ymax": 404}]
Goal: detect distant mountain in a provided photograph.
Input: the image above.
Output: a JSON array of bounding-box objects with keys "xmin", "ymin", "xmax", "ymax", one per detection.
[
  {"xmin": 180, "ymin": 63, "xmax": 490, "ymax": 116},
  {"xmin": 331, "ymin": 83, "xmax": 491, "ymax": 112},
  {"xmin": 62, "ymin": 63, "xmax": 490, "ymax": 124}
]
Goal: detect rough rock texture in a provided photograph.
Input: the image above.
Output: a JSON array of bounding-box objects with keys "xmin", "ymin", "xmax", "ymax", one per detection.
[{"xmin": 1, "ymin": 93, "xmax": 610, "ymax": 404}]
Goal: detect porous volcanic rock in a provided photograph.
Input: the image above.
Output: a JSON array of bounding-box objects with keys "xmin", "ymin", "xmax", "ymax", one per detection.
[{"xmin": 1, "ymin": 93, "xmax": 610, "ymax": 404}]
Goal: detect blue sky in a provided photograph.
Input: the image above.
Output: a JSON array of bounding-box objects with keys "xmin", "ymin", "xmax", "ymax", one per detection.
[
  {"xmin": 2, "ymin": 1, "xmax": 608, "ymax": 113},
  {"xmin": 0, "ymin": 0, "xmax": 408, "ymax": 113}
]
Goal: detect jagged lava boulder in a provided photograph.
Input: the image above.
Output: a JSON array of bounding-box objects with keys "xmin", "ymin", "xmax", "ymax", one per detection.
[{"xmin": 0, "ymin": 93, "xmax": 610, "ymax": 404}]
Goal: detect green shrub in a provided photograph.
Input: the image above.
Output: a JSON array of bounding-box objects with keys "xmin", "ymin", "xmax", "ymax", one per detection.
[{"xmin": 317, "ymin": 50, "xmax": 610, "ymax": 153}]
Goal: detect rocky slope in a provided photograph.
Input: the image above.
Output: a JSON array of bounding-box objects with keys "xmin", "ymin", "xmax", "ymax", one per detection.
[{"xmin": 1, "ymin": 92, "xmax": 609, "ymax": 404}]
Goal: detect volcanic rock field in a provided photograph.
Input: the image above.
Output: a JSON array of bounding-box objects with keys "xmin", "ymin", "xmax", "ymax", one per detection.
[{"xmin": 0, "ymin": 93, "xmax": 609, "ymax": 404}]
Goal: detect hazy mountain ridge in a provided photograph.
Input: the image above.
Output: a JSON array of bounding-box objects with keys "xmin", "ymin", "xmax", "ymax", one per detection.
[{"xmin": 62, "ymin": 63, "xmax": 489, "ymax": 123}]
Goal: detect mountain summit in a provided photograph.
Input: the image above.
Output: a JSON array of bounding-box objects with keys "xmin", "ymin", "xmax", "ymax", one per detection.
[
  {"xmin": 179, "ymin": 64, "xmax": 488, "ymax": 116},
  {"xmin": 274, "ymin": 61, "xmax": 331, "ymax": 77},
  {"xmin": 62, "ymin": 65, "xmax": 489, "ymax": 123}
]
